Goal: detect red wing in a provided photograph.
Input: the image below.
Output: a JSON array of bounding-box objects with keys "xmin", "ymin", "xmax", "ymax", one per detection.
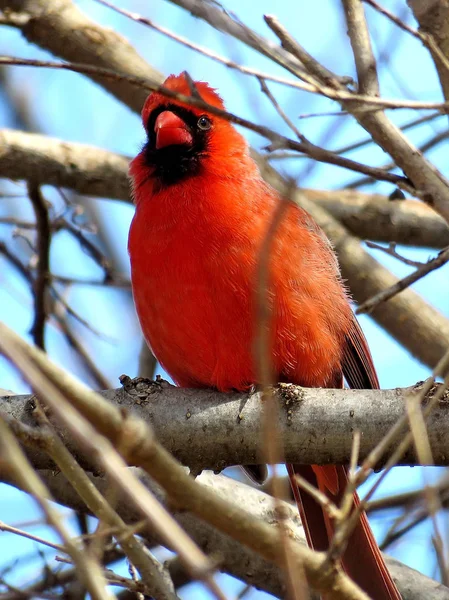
[{"xmin": 343, "ymin": 315, "xmax": 380, "ymax": 390}]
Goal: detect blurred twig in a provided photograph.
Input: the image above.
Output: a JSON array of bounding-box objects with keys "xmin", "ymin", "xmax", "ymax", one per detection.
[
  {"xmin": 27, "ymin": 183, "xmax": 51, "ymax": 350},
  {"xmin": 357, "ymin": 245, "xmax": 449, "ymax": 314},
  {"xmin": 0, "ymin": 418, "xmax": 112, "ymax": 600}
]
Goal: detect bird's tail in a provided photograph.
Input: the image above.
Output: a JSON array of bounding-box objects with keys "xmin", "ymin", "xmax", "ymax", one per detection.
[{"xmin": 287, "ymin": 463, "xmax": 401, "ymax": 599}]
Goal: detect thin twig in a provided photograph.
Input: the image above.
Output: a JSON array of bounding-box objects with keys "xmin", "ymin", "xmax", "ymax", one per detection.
[
  {"xmin": 264, "ymin": 14, "xmax": 351, "ymax": 89},
  {"xmin": 25, "ymin": 402, "xmax": 177, "ymax": 600},
  {"xmin": 357, "ymin": 246, "xmax": 449, "ymax": 314},
  {"xmin": 93, "ymin": 0, "xmax": 310, "ymax": 92},
  {"xmin": 365, "ymin": 241, "xmax": 425, "ymax": 268},
  {"xmin": 0, "ymin": 521, "xmax": 64, "ymax": 553},
  {"xmin": 27, "ymin": 183, "xmax": 51, "ymax": 350},
  {"xmin": 254, "ymin": 181, "xmax": 307, "ymax": 600},
  {"xmin": 331, "ymin": 356, "xmax": 449, "ymax": 555}
]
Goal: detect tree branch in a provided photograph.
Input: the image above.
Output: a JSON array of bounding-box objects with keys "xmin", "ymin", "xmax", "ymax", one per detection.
[
  {"xmin": 2, "ymin": 380, "xmax": 449, "ymax": 471},
  {"xmin": 0, "ymin": 0, "xmax": 161, "ymax": 112},
  {"xmin": 0, "ymin": 129, "xmax": 130, "ymax": 199},
  {"xmin": 306, "ymin": 189, "xmax": 449, "ymax": 248},
  {"xmin": 408, "ymin": 0, "xmax": 449, "ymax": 104},
  {"xmin": 27, "ymin": 183, "xmax": 51, "ymax": 350}
]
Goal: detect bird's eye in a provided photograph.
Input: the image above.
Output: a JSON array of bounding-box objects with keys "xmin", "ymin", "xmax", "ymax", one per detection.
[{"xmin": 197, "ymin": 115, "xmax": 212, "ymax": 131}]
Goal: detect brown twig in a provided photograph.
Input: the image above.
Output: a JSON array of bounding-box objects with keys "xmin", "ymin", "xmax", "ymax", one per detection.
[
  {"xmin": 343, "ymin": 127, "xmax": 449, "ymax": 190},
  {"xmin": 254, "ymin": 180, "xmax": 307, "ymax": 599},
  {"xmin": 93, "ymin": 0, "xmax": 317, "ymax": 93},
  {"xmin": 332, "ymin": 355, "xmax": 449, "ymax": 556},
  {"xmin": 363, "ymin": 0, "xmax": 449, "ymax": 77},
  {"xmin": 0, "ymin": 241, "xmax": 110, "ymax": 388},
  {"xmin": 24, "ymin": 405, "xmax": 178, "ymax": 600},
  {"xmin": 27, "ymin": 183, "xmax": 51, "ymax": 350},
  {"xmin": 264, "ymin": 14, "xmax": 351, "ymax": 89},
  {"xmin": 365, "ymin": 241, "xmax": 425, "ymax": 267},
  {"xmin": 357, "ymin": 246, "xmax": 449, "ymax": 314},
  {"xmin": 57, "ymin": 218, "xmax": 115, "ymax": 284},
  {"xmin": 0, "ymin": 520, "xmax": 64, "ymax": 552}
]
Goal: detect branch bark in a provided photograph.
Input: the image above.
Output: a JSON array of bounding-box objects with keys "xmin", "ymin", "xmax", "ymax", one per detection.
[
  {"xmin": 2, "ymin": 380, "xmax": 449, "ymax": 472},
  {"xmin": 408, "ymin": 0, "xmax": 449, "ymax": 103},
  {"xmin": 306, "ymin": 189, "xmax": 449, "ymax": 248},
  {"xmin": 0, "ymin": 129, "xmax": 130, "ymax": 199},
  {"xmin": 0, "ymin": 0, "xmax": 161, "ymax": 112}
]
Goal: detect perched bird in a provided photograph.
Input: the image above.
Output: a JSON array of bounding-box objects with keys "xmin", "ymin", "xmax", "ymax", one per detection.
[{"xmin": 128, "ymin": 72, "xmax": 401, "ymax": 599}]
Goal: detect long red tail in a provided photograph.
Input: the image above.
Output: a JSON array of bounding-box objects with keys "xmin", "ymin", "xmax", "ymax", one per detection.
[
  {"xmin": 286, "ymin": 317, "xmax": 401, "ymax": 598},
  {"xmin": 287, "ymin": 464, "xmax": 401, "ymax": 599}
]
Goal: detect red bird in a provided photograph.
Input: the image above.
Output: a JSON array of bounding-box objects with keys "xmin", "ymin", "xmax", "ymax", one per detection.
[{"xmin": 128, "ymin": 73, "xmax": 401, "ymax": 599}]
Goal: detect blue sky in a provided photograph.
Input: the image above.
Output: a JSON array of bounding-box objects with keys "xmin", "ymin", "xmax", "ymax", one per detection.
[{"xmin": 0, "ymin": 0, "xmax": 448, "ymax": 597}]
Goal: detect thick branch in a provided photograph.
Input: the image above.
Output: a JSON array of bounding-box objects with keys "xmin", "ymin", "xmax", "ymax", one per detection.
[
  {"xmin": 0, "ymin": 0, "xmax": 161, "ymax": 112},
  {"xmin": 2, "ymin": 381, "xmax": 449, "ymax": 471},
  {"xmin": 0, "ymin": 129, "xmax": 130, "ymax": 199},
  {"xmin": 307, "ymin": 189, "xmax": 449, "ymax": 248},
  {"xmin": 408, "ymin": 0, "xmax": 449, "ymax": 103}
]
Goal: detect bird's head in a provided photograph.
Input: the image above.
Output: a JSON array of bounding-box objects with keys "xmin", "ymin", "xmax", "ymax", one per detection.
[{"xmin": 130, "ymin": 72, "xmax": 248, "ymax": 192}]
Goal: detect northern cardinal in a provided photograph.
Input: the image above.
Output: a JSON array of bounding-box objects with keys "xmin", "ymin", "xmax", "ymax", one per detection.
[{"xmin": 128, "ymin": 73, "xmax": 401, "ymax": 599}]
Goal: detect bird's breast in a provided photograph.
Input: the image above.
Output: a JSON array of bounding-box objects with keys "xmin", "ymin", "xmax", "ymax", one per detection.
[
  {"xmin": 128, "ymin": 191, "xmax": 352, "ymax": 391},
  {"xmin": 129, "ymin": 207, "xmax": 257, "ymax": 390}
]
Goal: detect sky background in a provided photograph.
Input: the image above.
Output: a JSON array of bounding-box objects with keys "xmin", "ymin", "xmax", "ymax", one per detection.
[{"xmin": 0, "ymin": 0, "xmax": 448, "ymax": 597}]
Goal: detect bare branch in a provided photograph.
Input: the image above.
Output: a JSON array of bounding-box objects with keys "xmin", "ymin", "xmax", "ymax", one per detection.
[
  {"xmin": 27, "ymin": 184, "xmax": 51, "ymax": 350},
  {"xmin": 0, "ymin": 129, "xmax": 130, "ymax": 200},
  {"xmin": 342, "ymin": 0, "xmax": 380, "ymax": 96},
  {"xmin": 0, "ymin": 0, "xmax": 161, "ymax": 112},
  {"xmin": 2, "ymin": 379, "xmax": 449, "ymax": 471},
  {"xmin": 357, "ymin": 246, "xmax": 449, "ymax": 314},
  {"xmin": 0, "ymin": 418, "xmax": 112, "ymax": 600},
  {"xmin": 408, "ymin": 0, "xmax": 449, "ymax": 103},
  {"xmin": 25, "ymin": 409, "xmax": 178, "ymax": 600}
]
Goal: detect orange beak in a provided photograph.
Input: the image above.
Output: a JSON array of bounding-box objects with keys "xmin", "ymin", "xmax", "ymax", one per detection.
[{"xmin": 154, "ymin": 111, "xmax": 193, "ymax": 149}]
